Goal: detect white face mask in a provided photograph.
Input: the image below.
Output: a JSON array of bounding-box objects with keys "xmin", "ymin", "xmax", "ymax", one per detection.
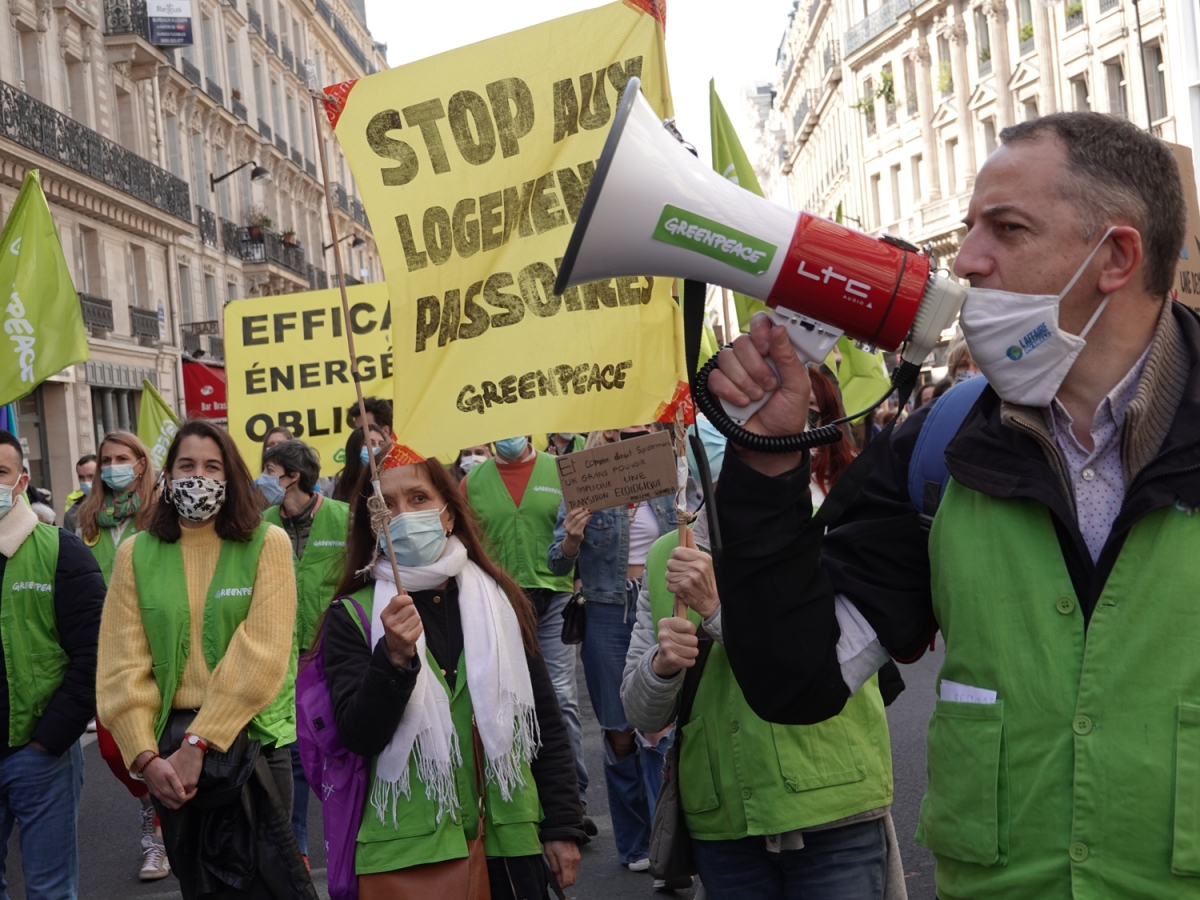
[
  {"xmin": 458, "ymin": 454, "xmax": 488, "ymax": 473},
  {"xmin": 959, "ymin": 227, "xmax": 1116, "ymax": 408}
]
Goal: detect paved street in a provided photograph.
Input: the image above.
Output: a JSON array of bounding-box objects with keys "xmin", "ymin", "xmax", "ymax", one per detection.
[{"xmin": 5, "ymin": 647, "xmax": 941, "ymax": 900}]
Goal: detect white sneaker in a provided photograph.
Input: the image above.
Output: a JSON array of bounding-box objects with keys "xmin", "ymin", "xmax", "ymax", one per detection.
[
  {"xmin": 85, "ymin": 718, "xmax": 97, "ymax": 733},
  {"xmin": 626, "ymin": 858, "xmax": 651, "ymax": 872},
  {"xmin": 140, "ymin": 842, "xmax": 171, "ymax": 881}
]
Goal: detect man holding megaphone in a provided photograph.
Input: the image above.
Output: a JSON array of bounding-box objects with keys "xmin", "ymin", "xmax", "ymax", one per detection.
[{"xmin": 704, "ymin": 113, "xmax": 1197, "ymax": 900}]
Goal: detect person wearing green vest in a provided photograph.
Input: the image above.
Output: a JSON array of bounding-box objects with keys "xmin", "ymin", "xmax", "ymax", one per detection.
[
  {"xmin": 76, "ymin": 431, "xmax": 171, "ymax": 882},
  {"xmin": 463, "ymin": 435, "xmax": 592, "ymax": 834},
  {"xmin": 260, "ymin": 437, "xmax": 350, "ymax": 863},
  {"xmin": 96, "ymin": 419, "xmax": 307, "ymax": 897},
  {"xmin": 61, "ymin": 453, "xmax": 96, "ymax": 535},
  {"xmin": 704, "ymin": 114, "xmax": 1200, "ymax": 898},
  {"xmin": 322, "ymin": 447, "xmax": 584, "ymax": 897},
  {"xmin": 0, "ymin": 429, "xmax": 105, "ymax": 900},
  {"xmin": 545, "ymin": 433, "xmax": 586, "ymax": 456}
]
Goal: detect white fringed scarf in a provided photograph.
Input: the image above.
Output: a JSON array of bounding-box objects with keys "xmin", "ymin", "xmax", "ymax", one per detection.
[{"xmin": 368, "ymin": 537, "xmax": 540, "ymax": 825}]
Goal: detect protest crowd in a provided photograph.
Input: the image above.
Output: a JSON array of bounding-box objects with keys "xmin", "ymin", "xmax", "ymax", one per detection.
[{"xmin": 0, "ymin": 0, "xmax": 1197, "ymax": 896}]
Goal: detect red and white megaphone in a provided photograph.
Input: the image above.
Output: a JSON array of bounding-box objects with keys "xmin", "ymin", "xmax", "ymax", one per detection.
[{"xmin": 554, "ymin": 77, "xmax": 966, "ymax": 444}]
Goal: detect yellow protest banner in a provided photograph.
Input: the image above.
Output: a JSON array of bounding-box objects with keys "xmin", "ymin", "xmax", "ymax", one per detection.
[
  {"xmin": 325, "ymin": 1, "xmax": 689, "ymax": 461},
  {"xmin": 224, "ymin": 284, "xmax": 393, "ymax": 476}
]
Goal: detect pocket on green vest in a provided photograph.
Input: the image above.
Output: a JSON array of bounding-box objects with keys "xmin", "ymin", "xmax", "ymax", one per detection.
[
  {"xmin": 30, "ymin": 650, "xmax": 68, "ymax": 716},
  {"xmin": 770, "ymin": 719, "xmax": 866, "ymax": 794},
  {"xmin": 917, "ymin": 699, "xmax": 1008, "ymax": 867},
  {"xmin": 489, "ymin": 776, "xmax": 542, "ymax": 826},
  {"xmin": 679, "ymin": 716, "xmax": 720, "ymax": 814},
  {"xmin": 1172, "ymin": 703, "xmax": 1200, "ymax": 876}
]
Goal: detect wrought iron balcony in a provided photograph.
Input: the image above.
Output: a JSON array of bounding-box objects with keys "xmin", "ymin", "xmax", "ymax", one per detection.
[
  {"xmin": 332, "ymin": 182, "xmax": 349, "ymax": 213},
  {"xmin": 258, "ymin": 119, "xmax": 272, "ymax": 141},
  {"xmin": 291, "ymin": 148, "xmax": 302, "ymax": 166},
  {"xmin": 282, "ymin": 45, "xmax": 294, "ymax": 69},
  {"xmin": 1064, "ymin": 4, "xmax": 1084, "ymax": 29},
  {"xmin": 220, "ymin": 218, "xmax": 242, "ymax": 256},
  {"xmin": 129, "ymin": 305, "xmax": 160, "ymax": 339},
  {"xmin": 316, "ymin": 268, "xmax": 328, "ymax": 290},
  {"xmin": 352, "ymin": 198, "xmax": 370, "ymax": 230},
  {"xmin": 80, "ymin": 293, "xmax": 114, "ymax": 334},
  {"xmin": 305, "ymin": 160, "xmax": 316, "ymax": 179},
  {"xmin": 183, "ymin": 330, "xmax": 201, "ymax": 355},
  {"xmin": 232, "ymin": 97, "xmax": 248, "ymax": 122},
  {"xmin": 266, "ymin": 26, "xmax": 279, "ymax": 53},
  {"xmin": 182, "ymin": 58, "xmax": 202, "ymax": 87},
  {"xmin": 208, "ymin": 336, "xmax": 224, "ymax": 360},
  {"xmin": 248, "ymin": 4, "xmax": 262, "ymax": 34},
  {"xmin": 240, "ymin": 226, "xmax": 308, "ymax": 277},
  {"xmin": 197, "ymin": 206, "xmax": 218, "ymax": 247},
  {"xmin": 334, "ymin": 19, "xmax": 368, "ymax": 71},
  {"xmin": 1020, "ymin": 35, "xmax": 1035, "ymax": 55},
  {"xmin": 275, "ymin": 135, "xmax": 288, "ymax": 155},
  {"xmin": 315, "ymin": 0, "xmax": 332, "ymax": 26},
  {"xmin": 205, "ymin": 79, "xmax": 224, "ymax": 105},
  {"xmin": 103, "ymin": 0, "xmax": 149, "ymax": 38},
  {"xmin": 0, "ymin": 81, "xmax": 190, "ymax": 220},
  {"xmin": 844, "ymin": 0, "xmax": 914, "ymax": 56}
]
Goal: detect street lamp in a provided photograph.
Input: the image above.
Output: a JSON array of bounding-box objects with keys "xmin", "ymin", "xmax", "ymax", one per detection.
[
  {"xmin": 210, "ymin": 161, "xmax": 270, "ymax": 192},
  {"xmin": 322, "ymin": 233, "xmax": 366, "ymax": 252}
]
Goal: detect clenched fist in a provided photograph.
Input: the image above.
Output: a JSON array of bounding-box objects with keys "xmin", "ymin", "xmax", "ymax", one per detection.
[
  {"xmin": 666, "ymin": 527, "xmax": 719, "ymax": 619},
  {"xmin": 382, "ymin": 593, "xmax": 423, "ymax": 666},
  {"xmin": 652, "ymin": 616, "xmax": 700, "ymax": 678}
]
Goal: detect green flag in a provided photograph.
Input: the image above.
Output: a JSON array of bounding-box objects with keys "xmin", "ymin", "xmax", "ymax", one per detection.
[
  {"xmin": 827, "ymin": 336, "xmax": 893, "ymax": 423},
  {"xmin": 137, "ymin": 379, "xmax": 179, "ymax": 470},
  {"xmin": 710, "ymin": 80, "xmax": 771, "ymax": 332},
  {"xmin": 0, "ymin": 171, "xmax": 88, "ymax": 407}
]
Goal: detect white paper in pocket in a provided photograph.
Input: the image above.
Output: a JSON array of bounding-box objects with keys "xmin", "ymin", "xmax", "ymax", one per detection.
[{"xmin": 940, "ymin": 679, "xmax": 998, "ymax": 705}]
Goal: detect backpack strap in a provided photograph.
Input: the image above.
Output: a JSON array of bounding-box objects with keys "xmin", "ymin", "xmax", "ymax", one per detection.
[
  {"xmin": 335, "ymin": 595, "xmax": 372, "ymax": 643},
  {"xmin": 907, "ymin": 376, "xmax": 989, "ymax": 529}
]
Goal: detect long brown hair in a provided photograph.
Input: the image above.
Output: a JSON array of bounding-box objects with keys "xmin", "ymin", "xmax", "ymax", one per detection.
[
  {"xmin": 78, "ymin": 432, "xmax": 157, "ymax": 542},
  {"xmin": 809, "ymin": 368, "xmax": 858, "ymax": 495},
  {"xmin": 331, "ymin": 456, "xmax": 540, "ymax": 656},
  {"xmin": 147, "ymin": 419, "xmax": 262, "ymax": 543}
]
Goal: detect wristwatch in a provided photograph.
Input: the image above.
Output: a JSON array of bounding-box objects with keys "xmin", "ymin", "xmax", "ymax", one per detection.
[{"xmin": 184, "ymin": 733, "xmax": 209, "ymax": 753}]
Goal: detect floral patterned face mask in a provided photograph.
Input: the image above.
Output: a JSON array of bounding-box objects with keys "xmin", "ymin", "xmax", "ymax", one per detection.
[{"xmin": 170, "ymin": 476, "xmax": 226, "ymax": 522}]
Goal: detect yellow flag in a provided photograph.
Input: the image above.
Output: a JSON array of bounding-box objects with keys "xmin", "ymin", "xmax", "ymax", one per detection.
[{"xmin": 325, "ymin": 2, "xmax": 688, "ymax": 461}]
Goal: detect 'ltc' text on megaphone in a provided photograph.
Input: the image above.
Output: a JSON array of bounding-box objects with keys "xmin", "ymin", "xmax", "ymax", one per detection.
[{"xmin": 554, "ymin": 77, "xmax": 966, "ymax": 447}]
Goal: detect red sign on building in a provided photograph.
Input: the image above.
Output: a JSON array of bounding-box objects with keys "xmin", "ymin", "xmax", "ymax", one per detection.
[{"xmin": 182, "ymin": 361, "xmax": 227, "ymax": 419}]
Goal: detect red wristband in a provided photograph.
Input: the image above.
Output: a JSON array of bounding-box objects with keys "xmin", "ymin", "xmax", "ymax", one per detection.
[{"xmin": 184, "ymin": 733, "xmax": 209, "ymax": 753}]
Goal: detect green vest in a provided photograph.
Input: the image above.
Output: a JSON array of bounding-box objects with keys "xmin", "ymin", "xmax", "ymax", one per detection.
[
  {"xmin": 466, "ymin": 455, "xmax": 571, "ymax": 592},
  {"xmin": 341, "ymin": 587, "xmax": 544, "ymax": 874},
  {"xmin": 263, "ymin": 496, "xmax": 349, "ymax": 650},
  {"xmin": 1, "ymin": 523, "xmax": 66, "ymax": 746},
  {"xmin": 85, "ymin": 522, "xmax": 137, "ymax": 584},
  {"xmin": 131, "ymin": 523, "xmax": 297, "ymax": 747},
  {"xmin": 646, "ymin": 530, "xmax": 893, "ymax": 840},
  {"xmin": 919, "ymin": 480, "xmax": 1200, "ymax": 899}
]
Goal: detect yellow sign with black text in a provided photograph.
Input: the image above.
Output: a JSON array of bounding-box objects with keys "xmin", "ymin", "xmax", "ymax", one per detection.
[
  {"xmin": 326, "ymin": 1, "xmax": 688, "ymax": 460},
  {"xmin": 224, "ymin": 284, "xmax": 393, "ymax": 476}
]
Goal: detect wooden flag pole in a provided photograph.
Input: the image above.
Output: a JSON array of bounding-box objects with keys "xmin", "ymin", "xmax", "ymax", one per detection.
[
  {"xmin": 306, "ymin": 65, "xmax": 404, "ymax": 591},
  {"xmin": 671, "ymin": 406, "xmax": 691, "ymax": 620}
]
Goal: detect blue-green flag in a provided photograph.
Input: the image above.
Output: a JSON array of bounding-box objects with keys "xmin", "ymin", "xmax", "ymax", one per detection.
[{"xmin": 0, "ymin": 171, "xmax": 88, "ymax": 406}]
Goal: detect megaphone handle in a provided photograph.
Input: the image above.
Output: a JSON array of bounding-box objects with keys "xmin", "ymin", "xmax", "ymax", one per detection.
[{"xmin": 719, "ymin": 311, "xmax": 843, "ymax": 427}]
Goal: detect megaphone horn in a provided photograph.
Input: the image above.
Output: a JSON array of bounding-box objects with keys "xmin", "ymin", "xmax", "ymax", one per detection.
[{"xmin": 555, "ymin": 77, "xmax": 966, "ymax": 452}]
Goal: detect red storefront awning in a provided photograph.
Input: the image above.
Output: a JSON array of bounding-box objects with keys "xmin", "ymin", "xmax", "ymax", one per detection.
[{"xmin": 182, "ymin": 361, "xmax": 228, "ymax": 419}]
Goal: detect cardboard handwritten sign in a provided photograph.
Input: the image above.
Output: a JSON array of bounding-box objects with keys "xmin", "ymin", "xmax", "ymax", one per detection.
[
  {"xmin": 555, "ymin": 432, "xmax": 677, "ymax": 512},
  {"xmin": 1166, "ymin": 142, "xmax": 1200, "ymax": 310}
]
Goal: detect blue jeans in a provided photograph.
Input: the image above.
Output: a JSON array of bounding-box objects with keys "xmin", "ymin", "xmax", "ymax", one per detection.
[
  {"xmin": 0, "ymin": 742, "xmax": 84, "ymax": 900},
  {"xmin": 580, "ymin": 592, "xmax": 672, "ymax": 863},
  {"xmin": 289, "ymin": 742, "xmax": 309, "ymax": 856},
  {"xmin": 695, "ymin": 818, "xmax": 887, "ymax": 900},
  {"xmin": 538, "ymin": 591, "xmax": 588, "ymax": 804}
]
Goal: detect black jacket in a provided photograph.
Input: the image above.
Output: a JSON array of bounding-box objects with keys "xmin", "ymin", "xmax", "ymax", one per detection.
[
  {"xmin": 0, "ymin": 526, "xmax": 105, "ymax": 757},
  {"xmin": 715, "ymin": 301, "xmax": 1200, "ymax": 726},
  {"xmin": 323, "ymin": 584, "xmax": 586, "ymax": 845}
]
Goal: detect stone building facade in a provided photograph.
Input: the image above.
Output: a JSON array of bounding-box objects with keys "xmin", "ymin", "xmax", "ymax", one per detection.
[{"xmin": 0, "ymin": 0, "xmax": 383, "ymax": 503}]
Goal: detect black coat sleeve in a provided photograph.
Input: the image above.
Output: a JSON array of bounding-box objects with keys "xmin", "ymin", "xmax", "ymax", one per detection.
[
  {"xmin": 715, "ymin": 409, "xmax": 936, "ymax": 726},
  {"xmin": 323, "ymin": 599, "xmax": 419, "ymax": 758},
  {"xmin": 524, "ymin": 648, "xmax": 585, "ymax": 845},
  {"xmin": 31, "ymin": 530, "xmax": 106, "ymax": 756}
]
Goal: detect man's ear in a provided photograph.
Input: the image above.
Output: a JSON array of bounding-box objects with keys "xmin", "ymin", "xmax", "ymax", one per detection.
[{"xmin": 1097, "ymin": 225, "xmax": 1143, "ymax": 296}]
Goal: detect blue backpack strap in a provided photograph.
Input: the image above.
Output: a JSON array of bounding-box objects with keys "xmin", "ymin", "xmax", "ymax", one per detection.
[{"xmin": 908, "ymin": 376, "xmax": 989, "ymax": 527}]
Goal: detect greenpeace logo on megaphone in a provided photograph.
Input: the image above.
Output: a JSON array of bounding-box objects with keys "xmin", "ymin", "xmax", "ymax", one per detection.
[{"xmin": 653, "ymin": 205, "xmax": 777, "ymax": 276}]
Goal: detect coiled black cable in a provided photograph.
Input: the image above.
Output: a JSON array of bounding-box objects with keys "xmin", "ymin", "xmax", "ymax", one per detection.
[{"xmin": 693, "ymin": 351, "xmax": 922, "ymax": 453}]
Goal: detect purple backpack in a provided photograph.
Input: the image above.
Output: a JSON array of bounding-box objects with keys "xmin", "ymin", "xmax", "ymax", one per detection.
[{"xmin": 296, "ymin": 597, "xmax": 370, "ymax": 900}]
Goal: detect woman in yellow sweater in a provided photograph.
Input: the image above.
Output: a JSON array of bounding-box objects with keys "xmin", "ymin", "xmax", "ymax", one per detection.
[{"xmin": 97, "ymin": 419, "xmax": 304, "ymax": 897}]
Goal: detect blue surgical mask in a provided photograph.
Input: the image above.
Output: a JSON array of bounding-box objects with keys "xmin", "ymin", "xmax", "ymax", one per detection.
[
  {"xmin": 101, "ymin": 465, "xmax": 137, "ymax": 491},
  {"xmin": 256, "ymin": 473, "xmax": 286, "ymax": 506},
  {"xmin": 379, "ymin": 505, "xmax": 449, "ymax": 567},
  {"xmin": 0, "ymin": 483, "xmax": 15, "ymax": 520},
  {"xmin": 360, "ymin": 445, "xmax": 381, "ymax": 466},
  {"xmin": 495, "ymin": 436, "xmax": 528, "ymax": 459},
  {"xmin": 79, "ymin": 481, "xmax": 92, "ymax": 496}
]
